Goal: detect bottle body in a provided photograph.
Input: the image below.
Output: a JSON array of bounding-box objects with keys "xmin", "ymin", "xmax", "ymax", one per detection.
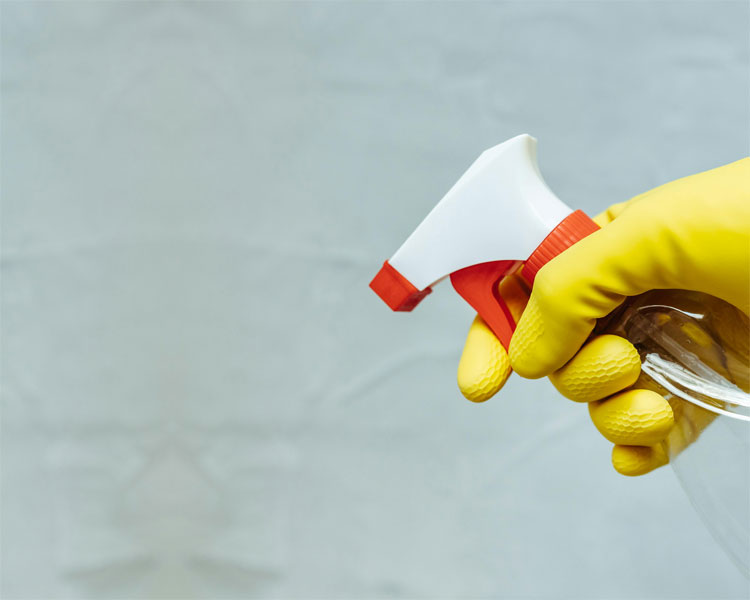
[
  {"xmin": 600, "ymin": 289, "xmax": 749, "ymax": 439},
  {"xmin": 600, "ymin": 290, "xmax": 750, "ymax": 575}
]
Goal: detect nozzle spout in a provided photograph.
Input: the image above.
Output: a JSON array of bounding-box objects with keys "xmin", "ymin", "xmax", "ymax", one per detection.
[{"xmin": 370, "ymin": 260, "xmax": 432, "ymax": 311}]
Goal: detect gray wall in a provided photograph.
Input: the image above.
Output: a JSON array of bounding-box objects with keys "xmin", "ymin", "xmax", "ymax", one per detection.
[{"xmin": 2, "ymin": 2, "xmax": 748, "ymax": 598}]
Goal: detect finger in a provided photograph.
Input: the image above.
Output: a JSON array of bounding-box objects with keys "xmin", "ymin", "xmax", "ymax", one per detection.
[
  {"xmin": 458, "ymin": 315, "xmax": 512, "ymax": 402},
  {"xmin": 612, "ymin": 443, "xmax": 669, "ymax": 476},
  {"xmin": 507, "ymin": 217, "xmax": 639, "ymax": 379},
  {"xmin": 588, "ymin": 389, "xmax": 674, "ymax": 446},
  {"xmin": 498, "ymin": 273, "xmax": 531, "ymax": 323},
  {"xmin": 456, "ymin": 274, "xmax": 529, "ymax": 403},
  {"xmin": 549, "ymin": 335, "xmax": 640, "ymax": 403}
]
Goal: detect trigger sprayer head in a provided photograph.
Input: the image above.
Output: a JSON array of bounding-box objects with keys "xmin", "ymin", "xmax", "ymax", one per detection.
[{"xmin": 370, "ymin": 134, "xmax": 574, "ymax": 309}]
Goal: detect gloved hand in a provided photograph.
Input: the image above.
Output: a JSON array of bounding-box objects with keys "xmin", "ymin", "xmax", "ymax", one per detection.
[{"xmin": 457, "ymin": 158, "xmax": 750, "ymax": 475}]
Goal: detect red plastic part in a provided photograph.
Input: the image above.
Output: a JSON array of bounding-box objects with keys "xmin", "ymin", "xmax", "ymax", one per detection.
[
  {"xmin": 370, "ymin": 210, "xmax": 599, "ymax": 348},
  {"xmin": 449, "ymin": 211, "xmax": 598, "ymax": 350},
  {"xmin": 450, "ymin": 260, "xmax": 519, "ymax": 349},
  {"xmin": 370, "ymin": 260, "xmax": 432, "ymax": 311},
  {"xmin": 521, "ymin": 210, "xmax": 600, "ymax": 285}
]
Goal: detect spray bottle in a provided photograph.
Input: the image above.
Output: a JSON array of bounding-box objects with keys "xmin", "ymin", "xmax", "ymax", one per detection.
[{"xmin": 369, "ymin": 134, "xmax": 750, "ymax": 574}]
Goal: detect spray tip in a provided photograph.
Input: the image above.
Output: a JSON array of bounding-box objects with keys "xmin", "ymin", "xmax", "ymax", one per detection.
[{"xmin": 370, "ymin": 261, "xmax": 432, "ymax": 311}]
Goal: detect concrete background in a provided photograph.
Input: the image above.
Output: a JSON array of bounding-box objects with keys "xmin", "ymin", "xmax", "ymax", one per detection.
[{"xmin": 2, "ymin": 1, "xmax": 749, "ymax": 598}]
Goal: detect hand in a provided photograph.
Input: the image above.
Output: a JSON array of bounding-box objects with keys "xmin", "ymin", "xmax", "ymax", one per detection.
[{"xmin": 457, "ymin": 158, "xmax": 750, "ymax": 475}]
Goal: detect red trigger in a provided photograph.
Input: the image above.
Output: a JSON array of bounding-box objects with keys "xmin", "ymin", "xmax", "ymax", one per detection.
[{"xmin": 450, "ymin": 260, "xmax": 520, "ymax": 350}]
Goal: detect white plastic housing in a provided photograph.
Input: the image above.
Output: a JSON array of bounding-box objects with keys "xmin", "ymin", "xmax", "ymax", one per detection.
[{"xmin": 389, "ymin": 134, "xmax": 573, "ymax": 290}]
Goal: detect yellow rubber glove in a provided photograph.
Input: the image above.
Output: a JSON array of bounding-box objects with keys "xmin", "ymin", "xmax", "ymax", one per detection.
[{"xmin": 457, "ymin": 158, "xmax": 750, "ymax": 475}]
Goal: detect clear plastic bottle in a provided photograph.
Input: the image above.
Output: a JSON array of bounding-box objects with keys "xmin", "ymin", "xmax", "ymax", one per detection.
[{"xmin": 600, "ymin": 290, "xmax": 749, "ymax": 576}]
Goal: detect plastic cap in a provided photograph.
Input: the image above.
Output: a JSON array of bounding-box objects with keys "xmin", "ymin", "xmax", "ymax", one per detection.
[
  {"xmin": 522, "ymin": 210, "xmax": 600, "ymax": 285},
  {"xmin": 370, "ymin": 261, "xmax": 432, "ymax": 311}
]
